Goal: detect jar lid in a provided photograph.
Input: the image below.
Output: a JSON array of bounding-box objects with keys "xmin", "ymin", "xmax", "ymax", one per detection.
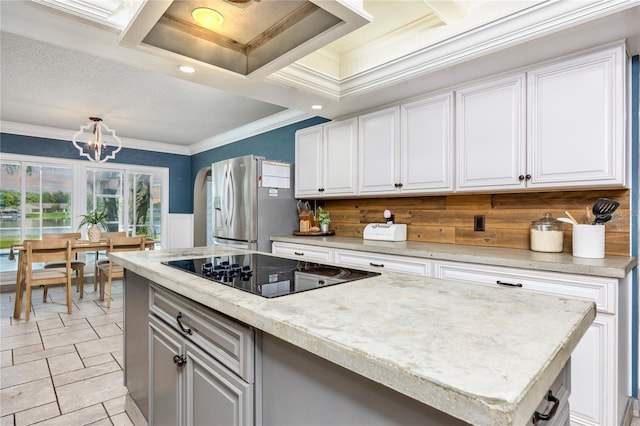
[{"xmin": 532, "ymin": 212, "xmax": 561, "ymax": 225}]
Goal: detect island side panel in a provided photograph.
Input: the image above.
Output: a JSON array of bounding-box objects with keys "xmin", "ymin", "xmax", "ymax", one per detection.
[
  {"xmin": 259, "ymin": 332, "xmax": 469, "ymax": 426},
  {"xmin": 124, "ymin": 270, "xmax": 150, "ymax": 421}
]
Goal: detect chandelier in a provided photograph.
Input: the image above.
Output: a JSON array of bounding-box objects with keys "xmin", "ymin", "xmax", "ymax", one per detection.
[{"xmin": 72, "ymin": 117, "xmax": 122, "ymax": 163}]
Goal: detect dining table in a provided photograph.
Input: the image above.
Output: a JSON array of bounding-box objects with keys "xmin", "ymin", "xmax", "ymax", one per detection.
[{"xmin": 10, "ymin": 238, "xmax": 157, "ymax": 318}]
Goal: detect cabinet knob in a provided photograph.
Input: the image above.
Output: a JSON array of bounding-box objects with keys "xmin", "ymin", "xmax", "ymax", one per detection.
[
  {"xmin": 518, "ymin": 175, "xmax": 525, "ymax": 181},
  {"xmin": 318, "ymin": 188, "xmax": 325, "ymax": 192},
  {"xmin": 369, "ymin": 262, "xmax": 385, "ymax": 268},
  {"xmin": 173, "ymin": 354, "xmax": 187, "ymax": 367},
  {"xmin": 518, "ymin": 174, "xmax": 532, "ymax": 181},
  {"xmin": 397, "ymin": 183, "xmax": 403, "ymax": 188},
  {"xmin": 526, "ymin": 174, "xmax": 531, "ymax": 180},
  {"xmin": 394, "ymin": 183, "xmax": 399, "ymax": 188}
]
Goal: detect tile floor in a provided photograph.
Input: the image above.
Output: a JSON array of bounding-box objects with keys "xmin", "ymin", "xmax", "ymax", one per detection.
[{"xmin": 0, "ymin": 280, "xmax": 133, "ymax": 425}]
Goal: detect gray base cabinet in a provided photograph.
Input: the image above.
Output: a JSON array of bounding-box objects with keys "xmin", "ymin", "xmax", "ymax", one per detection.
[{"xmin": 149, "ymin": 317, "xmax": 253, "ymax": 426}]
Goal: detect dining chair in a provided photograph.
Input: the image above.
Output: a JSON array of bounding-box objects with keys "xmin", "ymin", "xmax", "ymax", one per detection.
[
  {"xmin": 42, "ymin": 232, "xmax": 85, "ymax": 297},
  {"xmin": 98, "ymin": 236, "xmax": 146, "ymax": 308},
  {"xmin": 22, "ymin": 239, "xmax": 73, "ymax": 320},
  {"xmin": 93, "ymin": 231, "xmax": 127, "ymax": 291}
]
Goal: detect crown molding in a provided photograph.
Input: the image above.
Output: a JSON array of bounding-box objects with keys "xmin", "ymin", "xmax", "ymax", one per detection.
[
  {"xmin": 0, "ymin": 120, "xmax": 191, "ymax": 155},
  {"xmin": 189, "ymin": 109, "xmax": 314, "ymax": 155},
  {"xmin": 2, "ymin": 109, "xmax": 315, "ymax": 157},
  {"xmin": 270, "ymin": 0, "xmax": 639, "ymax": 100}
]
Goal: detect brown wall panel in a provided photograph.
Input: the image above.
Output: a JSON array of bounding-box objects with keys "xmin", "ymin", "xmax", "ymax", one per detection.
[{"xmin": 320, "ymin": 189, "xmax": 630, "ymax": 256}]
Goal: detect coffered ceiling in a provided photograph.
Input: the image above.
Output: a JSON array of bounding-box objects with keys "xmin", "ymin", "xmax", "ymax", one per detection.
[{"xmin": 1, "ymin": 0, "xmax": 639, "ymax": 154}]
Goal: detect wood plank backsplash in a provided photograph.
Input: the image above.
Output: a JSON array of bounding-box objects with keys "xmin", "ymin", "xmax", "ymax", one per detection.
[{"xmin": 320, "ymin": 189, "xmax": 631, "ymax": 256}]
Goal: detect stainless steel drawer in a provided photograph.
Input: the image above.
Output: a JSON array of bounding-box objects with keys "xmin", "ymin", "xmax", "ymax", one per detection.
[{"xmin": 149, "ymin": 284, "xmax": 255, "ymax": 382}]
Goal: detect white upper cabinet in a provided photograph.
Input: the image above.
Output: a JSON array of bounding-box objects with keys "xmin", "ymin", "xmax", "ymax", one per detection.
[
  {"xmin": 359, "ymin": 94, "xmax": 454, "ymax": 195},
  {"xmin": 358, "ymin": 107, "xmax": 400, "ymax": 194},
  {"xmin": 456, "ymin": 74, "xmax": 527, "ymax": 191},
  {"xmin": 295, "ymin": 125, "xmax": 323, "ymax": 197},
  {"xmin": 295, "ymin": 118, "xmax": 358, "ymax": 198},
  {"xmin": 456, "ymin": 43, "xmax": 627, "ymax": 193},
  {"xmin": 400, "ymin": 93, "xmax": 454, "ymax": 193},
  {"xmin": 526, "ymin": 44, "xmax": 627, "ymax": 189}
]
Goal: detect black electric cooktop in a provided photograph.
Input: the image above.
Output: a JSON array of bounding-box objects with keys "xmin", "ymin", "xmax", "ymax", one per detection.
[{"xmin": 162, "ymin": 253, "xmax": 380, "ymax": 298}]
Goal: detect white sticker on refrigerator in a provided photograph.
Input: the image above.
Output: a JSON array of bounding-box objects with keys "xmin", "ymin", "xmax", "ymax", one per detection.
[{"xmin": 261, "ymin": 161, "xmax": 290, "ymax": 189}]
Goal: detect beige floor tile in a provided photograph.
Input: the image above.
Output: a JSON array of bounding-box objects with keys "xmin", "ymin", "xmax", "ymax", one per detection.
[
  {"xmin": 0, "ymin": 350, "xmax": 12, "ymax": 368},
  {"xmin": 34, "ymin": 317, "xmax": 64, "ymax": 331},
  {"xmin": 0, "ymin": 332, "xmax": 41, "ymax": 351},
  {"xmin": 109, "ymin": 412, "xmax": 134, "ymax": 426},
  {"xmin": 632, "ymin": 417, "xmax": 640, "ymax": 426},
  {"xmin": 41, "ymin": 328, "xmax": 98, "ymax": 350},
  {"xmin": 87, "ymin": 418, "xmax": 113, "ymax": 426},
  {"xmin": 112, "ymin": 350, "xmax": 124, "ymax": 370},
  {"xmin": 94, "ymin": 323, "xmax": 123, "ymax": 339},
  {"xmin": 53, "ymin": 360, "xmax": 121, "ymax": 387},
  {"xmin": 1, "ymin": 321, "xmax": 39, "ymax": 337},
  {"xmin": 14, "ymin": 402, "xmax": 60, "ymax": 426},
  {"xmin": 13, "ymin": 343, "xmax": 45, "ymax": 356},
  {"xmin": 14, "ymin": 345, "xmax": 76, "ymax": 365},
  {"xmin": 82, "ymin": 353, "xmax": 113, "ymax": 368},
  {"xmin": 39, "ymin": 321, "xmax": 91, "ymax": 337},
  {"xmin": 0, "ymin": 359, "xmax": 49, "ymax": 389},
  {"xmin": 56, "ymin": 370, "xmax": 127, "ymax": 413},
  {"xmin": 31, "ymin": 404, "xmax": 108, "ymax": 426},
  {"xmin": 0, "ymin": 316, "xmax": 11, "ymax": 327},
  {"xmin": 76, "ymin": 335, "xmax": 123, "ymax": 359},
  {"xmin": 47, "ymin": 352, "xmax": 84, "ymax": 377},
  {"xmin": 103, "ymin": 395, "xmax": 126, "ymax": 416},
  {"xmin": 0, "ymin": 415, "xmax": 14, "ymax": 426},
  {"xmin": 60, "ymin": 317, "xmax": 90, "ymax": 328},
  {"xmin": 86, "ymin": 312, "xmax": 124, "ymax": 328},
  {"xmin": 0, "ymin": 377, "xmax": 56, "ymax": 415}
]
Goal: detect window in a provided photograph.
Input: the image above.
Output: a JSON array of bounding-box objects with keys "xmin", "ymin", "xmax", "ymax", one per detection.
[{"xmin": 0, "ymin": 154, "xmax": 168, "ymax": 279}]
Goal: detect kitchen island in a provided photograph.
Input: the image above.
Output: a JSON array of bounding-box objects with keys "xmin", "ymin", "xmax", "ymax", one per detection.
[{"xmin": 112, "ymin": 246, "xmax": 595, "ymax": 426}]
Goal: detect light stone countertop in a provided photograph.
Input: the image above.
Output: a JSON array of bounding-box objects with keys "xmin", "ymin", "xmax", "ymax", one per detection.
[
  {"xmin": 271, "ymin": 235, "xmax": 637, "ymax": 278},
  {"xmin": 112, "ymin": 246, "xmax": 596, "ymax": 426}
]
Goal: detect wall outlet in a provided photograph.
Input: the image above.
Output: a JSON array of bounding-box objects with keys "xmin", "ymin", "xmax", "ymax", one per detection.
[{"xmin": 474, "ymin": 215, "xmax": 485, "ymax": 232}]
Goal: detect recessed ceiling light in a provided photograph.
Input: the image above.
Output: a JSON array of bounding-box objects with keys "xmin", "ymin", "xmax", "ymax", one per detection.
[
  {"xmin": 192, "ymin": 7, "xmax": 224, "ymax": 29},
  {"xmin": 179, "ymin": 65, "xmax": 197, "ymax": 74},
  {"xmin": 311, "ymin": 105, "xmax": 323, "ymax": 110}
]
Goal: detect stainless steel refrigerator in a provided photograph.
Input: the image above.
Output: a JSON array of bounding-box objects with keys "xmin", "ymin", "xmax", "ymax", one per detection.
[{"xmin": 211, "ymin": 155, "xmax": 297, "ymax": 252}]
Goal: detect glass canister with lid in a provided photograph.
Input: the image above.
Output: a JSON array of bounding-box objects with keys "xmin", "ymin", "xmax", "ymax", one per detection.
[{"xmin": 530, "ymin": 212, "xmax": 564, "ymax": 252}]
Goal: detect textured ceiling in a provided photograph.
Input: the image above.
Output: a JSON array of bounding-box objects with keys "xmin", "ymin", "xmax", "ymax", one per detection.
[{"xmin": 0, "ymin": 31, "xmax": 286, "ymax": 145}]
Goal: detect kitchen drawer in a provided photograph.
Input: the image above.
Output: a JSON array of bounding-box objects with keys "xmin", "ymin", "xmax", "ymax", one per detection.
[
  {"xmin": 272, "ymin": 242, "xmax": 333, "ymax": 262},
  {"xmin": 334, "ymin": 249, "xmax": 430, "ymax": 276},
  {"xmin": 433, "ymin": 261, "xmax": 616, "ymax": 314},
  {"xmin": 149, "ymin": 284, "xmax": 255, "ymax": 382}
]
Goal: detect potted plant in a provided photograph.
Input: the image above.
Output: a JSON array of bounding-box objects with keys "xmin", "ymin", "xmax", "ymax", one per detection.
[
  {"xmin": 317, "ymin": 207, "xmax": 331, "ymax": 233},
  {"xmin": 78, "ymin": 209, "xmax": 108, "ymax": 242}
]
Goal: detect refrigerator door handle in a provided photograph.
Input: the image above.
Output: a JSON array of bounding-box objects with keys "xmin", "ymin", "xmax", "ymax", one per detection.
[{"xmin": 227, "ymin": 166, "xmax": 235, "ymax": 229}]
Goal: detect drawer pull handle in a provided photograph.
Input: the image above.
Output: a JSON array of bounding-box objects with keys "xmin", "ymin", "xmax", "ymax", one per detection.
[
  {"xmin": 294, "ymin": 252, "xmax": 304, "ymax": 256},
  {"xmin": 173, "ymin": 354, "xmax": 187, "ymax": 367},
  {"xmin": 369, "ymin": 262, "xmax": 384, "ymax": 268},
  {"xmin": 532, "ymin": 390, "xmax": 559, "ymax": 423},
  {"xmin": 496, "ymin": 280, "xmax": 523, "ymax": 288},
  {"xmin": 176, "ymin": 312, "xmax": 192, "ymax": 335}
]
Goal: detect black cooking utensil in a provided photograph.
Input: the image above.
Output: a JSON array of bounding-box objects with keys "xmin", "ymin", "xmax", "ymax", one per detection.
[{"xmin": 592, "ymin": 198, "xmax": 620, "ymax": 224}]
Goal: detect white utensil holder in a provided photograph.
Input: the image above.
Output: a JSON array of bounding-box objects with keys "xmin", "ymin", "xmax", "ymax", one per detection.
[{"xmin": 572, "ymin": 224, "xmax": 605, "ymax": 258}]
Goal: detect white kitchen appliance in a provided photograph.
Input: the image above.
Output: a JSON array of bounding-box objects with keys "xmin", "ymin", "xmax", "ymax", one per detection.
[{"xmin": 363, "ymin": 223, "xmax": 407, "ymax": 241}]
